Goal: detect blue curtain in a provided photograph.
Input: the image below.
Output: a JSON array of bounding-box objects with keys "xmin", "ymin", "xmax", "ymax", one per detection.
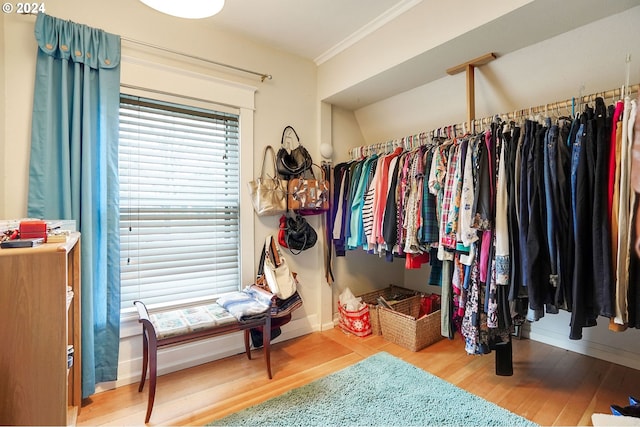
[{"xmin": 27, "ymin": 13, "xmax": 121, "ymax": 399}]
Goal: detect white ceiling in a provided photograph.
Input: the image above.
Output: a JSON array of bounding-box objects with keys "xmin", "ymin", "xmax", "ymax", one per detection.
[
  {"xmin": 207, "ymin": 0, "xmax": 416, "ymax": 63},
  {"xmin": 170, "ymin": 0, "xmax": 640, "ymax": 110}
]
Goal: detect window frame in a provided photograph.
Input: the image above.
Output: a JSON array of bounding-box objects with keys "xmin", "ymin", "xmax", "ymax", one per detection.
[
  {"xmin": 118, "ymin": 93, "xmax": 243, "ymax": 313},
  {"xmin": 117, "ymin": 57, "xmax": 257, "ymax": 328}
]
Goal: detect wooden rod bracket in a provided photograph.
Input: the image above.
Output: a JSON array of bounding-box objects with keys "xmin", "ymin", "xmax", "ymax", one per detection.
[
  {"xmin": 446, "ymin": 52, "xmax": 497, "ymax": 126},
  {"xmin": 446, "ymin": 52, "xmax": 497, "ymax": 76},
  {"xmin": 466, "ymin": 64, "xmax": 475, "ymax": 127}
]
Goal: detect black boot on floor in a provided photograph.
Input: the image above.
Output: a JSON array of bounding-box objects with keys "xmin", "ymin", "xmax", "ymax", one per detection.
[
  {"xmin": 611, "ymin": 403, "xmax": 640, "ymax": 418},
  {"xmin": 250, "ymin": 327, "xmax": 282, "ymax": 348}
]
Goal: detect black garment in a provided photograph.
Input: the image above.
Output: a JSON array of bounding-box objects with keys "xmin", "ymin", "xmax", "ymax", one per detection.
[
  {"xmin": 526, "ymin": 121, "xmax": 553, "ymax": 317},
  {"xmin": 473, "ymin": 135, "xmax": 491, "ymax": 229},
  {"xmin": 591, "ymin": 97, "xmax": 615, "ymax": 317},
  {"xmin": 570, "ymin": 113, "xmax": 598, "ymax": 340},
  {"xmin": 250, "ymin": 314, "xmax": 291, "ymax": 348},
  {"xmin": 506, "ymin": 125, "xmax": 525, "ymax": 302},
  {"xmin": 554, "ymin": 118, "xmax": 574, "ymax": 311},
  {"xmin": 382, "ymin": 153, "xmax": 403, "ymax": 246},
  {"xmin": 489, "ymin": 123, "xmax": 499, "ymax": 222},
  {"xmin": 518, "ymin": 121, "xmax": 533, "ymax": 293}
]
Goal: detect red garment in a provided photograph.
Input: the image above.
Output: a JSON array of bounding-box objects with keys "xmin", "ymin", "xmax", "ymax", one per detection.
[
  {"xmin": 420, "ymin": 294, "xmax": 441, "ymax": 316},
  {"xmin": 405, "ymin": 251, "xmax": 430, "ymax": 269}
]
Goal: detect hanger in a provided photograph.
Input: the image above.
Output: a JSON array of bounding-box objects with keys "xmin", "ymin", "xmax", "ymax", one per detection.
[
  {"xmin": 624, "ymin": 53, "xmax": 631, "ymax": 98},
  {"xmin": 573, "ymin": 85, "xmax": 584, "ymax": 117}
]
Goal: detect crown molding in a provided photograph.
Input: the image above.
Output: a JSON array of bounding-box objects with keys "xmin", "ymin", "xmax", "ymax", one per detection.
[{"xmin": 314, "ymin": 0, "xmax": 423, "ymax": 65}]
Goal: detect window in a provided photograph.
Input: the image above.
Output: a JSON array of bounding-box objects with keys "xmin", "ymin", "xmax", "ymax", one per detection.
[{"xmin": 118, "ymin": 94, "xmax": 240, "ymax": 312}]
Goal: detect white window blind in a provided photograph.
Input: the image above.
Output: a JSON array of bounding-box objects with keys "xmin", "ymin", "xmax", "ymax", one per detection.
[{"xmin": 119, "ymin": 94, "xmax": 240, "ymax": 312}]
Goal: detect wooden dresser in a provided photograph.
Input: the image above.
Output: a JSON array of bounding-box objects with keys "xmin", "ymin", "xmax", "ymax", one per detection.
[{"xmin": 0, "ymin": 232, "xmax": 81, "ymax": 426}]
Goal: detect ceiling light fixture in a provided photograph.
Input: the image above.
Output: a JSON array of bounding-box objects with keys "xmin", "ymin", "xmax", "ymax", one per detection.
[{"xmin": 140, "ymin": 0, "xmax": 225, "ymax": 19}]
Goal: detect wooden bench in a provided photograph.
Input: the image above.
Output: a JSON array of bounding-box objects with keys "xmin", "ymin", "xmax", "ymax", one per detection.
[{"xmin": 133, "ymin": 300, "xmax": 272, "ymax": 423}]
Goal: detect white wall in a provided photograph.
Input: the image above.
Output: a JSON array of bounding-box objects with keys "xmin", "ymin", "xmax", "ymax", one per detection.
[
  {"xmin": 1, "ymin": 0, "xmax": 327, "ymax": 390},
  {"xmin": 0, "ymin": 16, "xmax": 5, "ymax": 214},
  {"xmin": 332, "ymin": 7, "xmax": 640, "ymax": 370}
]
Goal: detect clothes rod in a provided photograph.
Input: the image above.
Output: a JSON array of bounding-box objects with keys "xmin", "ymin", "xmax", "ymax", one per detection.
[
  {"xmin": 351, "ymin": 83, "xmax": 639, "ymax": 158},
  {"xmin": 493, "ymin": 83, "xmax": 639, "ymax": 124},
  {"xmin": 16, "ymin": 12, "xmax": 272, "ymax": 81},
  {"xmin": 122, "ymin": 37, "xmax": 272, "ymax": 82},
  {"xmin": 16, "ymin": 13, "xmax": 271, "ymax": 81},
  {"xmin": 462, "ymin": 83, "xmax": 639, "ymax": 134}
]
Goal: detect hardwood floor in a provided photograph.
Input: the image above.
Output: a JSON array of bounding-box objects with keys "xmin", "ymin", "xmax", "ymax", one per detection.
[{"xmin": 77, "ymin": 327, "xmax": 640, "ymax": 426}]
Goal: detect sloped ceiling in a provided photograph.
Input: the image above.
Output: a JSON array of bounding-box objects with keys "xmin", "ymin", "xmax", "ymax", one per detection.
[{"xmin": 320, "ymin": 0, "xmax": 640, "ymax": 110}]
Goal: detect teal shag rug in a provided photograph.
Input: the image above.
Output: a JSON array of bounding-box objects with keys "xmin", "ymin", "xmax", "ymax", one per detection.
[{"xmin": 208, "ymin": 351, "xmax": 537, "ymax": 426}]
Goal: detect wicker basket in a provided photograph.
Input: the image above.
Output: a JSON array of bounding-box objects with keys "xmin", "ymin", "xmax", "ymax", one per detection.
[
  {"xmin": 378, "ymin": 295, "xmax": 443, "ymax": 351},
  {"xmin": 358, "ymin": 285, "xmax": 419, "ymax": 335}
]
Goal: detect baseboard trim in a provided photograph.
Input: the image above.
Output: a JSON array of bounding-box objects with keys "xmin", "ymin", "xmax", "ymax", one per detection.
[{"xmin": 523, "ymin": 321, "xmax": 640, "ymax": 371}]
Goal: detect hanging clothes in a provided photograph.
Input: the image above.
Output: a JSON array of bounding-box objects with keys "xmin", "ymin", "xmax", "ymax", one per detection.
[
  {"xmin": 332, "ymin": 88, "xmax": 640, "ymax": 350},
  {"xmin": 421, "ymin": 145, "xmax": 440, "ymax": 245},
  {"xmin": 591, "ymin": 97, "xmax": 614, "ymax": 318},
  {"xmin": 551, "ymin": 117, "xmax": 574, "ymax": 311},
  {"xmin": 332, "ymin": 161, "xmax": 352, "ymax": 256}
]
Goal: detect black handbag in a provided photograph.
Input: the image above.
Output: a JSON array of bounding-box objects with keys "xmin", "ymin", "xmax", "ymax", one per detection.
[
  {"xmin": 276, "ymin": 126, "xmax": 313, "ymax": 178},
  {"xmin": 278, "ymin": 212, "xmax": 317, "ymax": 254}
]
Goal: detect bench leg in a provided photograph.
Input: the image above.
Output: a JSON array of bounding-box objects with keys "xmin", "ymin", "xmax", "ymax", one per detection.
[
  {"xmin": 243, "ymin": 330, "xmax": 252, "ymax": 360},
  {"xmin": 145, "ymin": 331, "xmax": 158, "ymax": 423},
  {"xmin": 264, "ymin": 316, "xmax": 272, "ymax": 379},
  {"xmin": 139, "ymin": 328, "xmax": 149, "ymax": 392}
]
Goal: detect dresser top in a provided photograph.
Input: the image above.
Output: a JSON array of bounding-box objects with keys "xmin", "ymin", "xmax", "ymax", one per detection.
[{"xmin": 0, "ymin": 232, "xmax": 80, "ymax": 257}]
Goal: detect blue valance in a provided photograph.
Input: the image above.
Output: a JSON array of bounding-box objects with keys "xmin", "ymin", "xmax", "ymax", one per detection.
[{"xmin": 34, "ymin": 13, "xmax": 120, "ymax": 69}]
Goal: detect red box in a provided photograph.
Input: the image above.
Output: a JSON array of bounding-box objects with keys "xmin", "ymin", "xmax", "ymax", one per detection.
[{"xmin": 19, "ymin": 220, "xmax": 47, "ymax": 242}]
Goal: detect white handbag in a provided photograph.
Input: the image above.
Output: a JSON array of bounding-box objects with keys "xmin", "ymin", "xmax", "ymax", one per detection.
[
  {"xmin": 262, "ymin": 235, "xmax": 297, "ymax": 300},
  {"xmin": 247, "ymin": 145, "xmax": 288, "ymax": 216}
]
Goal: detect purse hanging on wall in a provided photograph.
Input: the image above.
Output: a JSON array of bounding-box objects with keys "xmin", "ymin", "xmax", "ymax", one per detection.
[
  {"xmin": 288, "ymin": 163, "xmax": 330, "ymax": 213},
  {"xmin": 260, "ymin": 235, "xmax": 297, "ymax": 300},
  {"xmin": 278, "ymin": 211, "xmax": 318, "ymax": 254},
  {"xmin": 276, "ymin": 126, "xmax": 313, "ymax": 179},
  {"xmin": 247, "ymin": 145, "xmax": 288, "ymax": 216}
]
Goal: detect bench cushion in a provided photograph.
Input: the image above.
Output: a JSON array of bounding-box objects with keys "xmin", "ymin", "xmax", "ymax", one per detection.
[
  {"xmin": 150, "ymin": 304, "xmax": 236, "ymax": 339},
  {"xmin": 181, "ymin": 306, "xmax": 218, "ymax": 331}
]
